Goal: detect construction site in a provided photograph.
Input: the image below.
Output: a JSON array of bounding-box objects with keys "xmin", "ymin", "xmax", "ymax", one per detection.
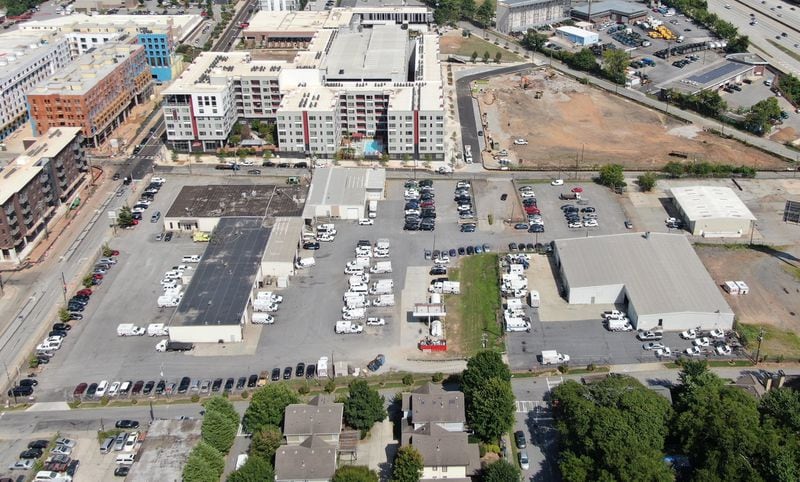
[{"xmin": 475, "ymin": 68, "xmax": 788, "ymax": 170}]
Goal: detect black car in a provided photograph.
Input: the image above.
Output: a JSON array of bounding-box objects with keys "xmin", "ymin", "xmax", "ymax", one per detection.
[
  {"xmin": 530, "ymin": 225, "xmax": 545, "ymax": 233},
  {"xmin": 271, "ymin": 368, "xmax": 281, "ymax": 381},
  {"xmin": 303, "ymin": 242, "xmax": 321, "ymax": 250},
  {"xmin": 87, "ymin": 382, "xmax": 99, "ymax": 398},
  {"xmin": 306, "ymin": 364, "xmax": 316, "ymax": 379},
  {"xmin": 211, "ymin": 378, "xmax": 223, "ymax": 392},
  {"xmin": 460, "ymin": 224, "xmax": 476, "ymax": 233},
  {"xmin": 142, "ymin": 381, "xmax": 155, "ymax": 395},
  {"xmin": 28, "ymin": 440, "xmax": 49, "ymax": 449},
  {"xmin": 114, "ymin": 466, "xmax": 130, "ymax": 477},
  {"xmin": 515, "ymin": 430, "xmax": 527, "ymax": 449},
  {"xmin": 458, "ymin": 247, "xmax": 466, "ymax": 255},
  {"xmin": 115, "ymin": 419, "xmax": 140, "ymax": 429},
  {"xmin": 448, "ymin": 249, "xmax": 457, "ymax": 257},
  {"xmin": 236, "ymin": 377, "xmax": 247, "ymax": 390},
  {"xmin": 19, "ymin": 378, "xmax": 39, "ymax": 388},
  {"xmin": 430, "ymin": 266, "xmax": 447, "ymax": 275},
  {"xmin": 419, "ymin": 180, "xmax": 433, "ymax": 187},
  {"xmin": 581, "ymin": 207, "xmax": 595, "ymax": 213},
  {"xmin": 466, "ymin": 246, "xmax": 475, "ymax": 255},
  {"xmin": 295, "ymin": 162, "xmax": 308, "ymax": 168},
  {"xmin": 8, "ymin": 386, "xmax": 33, "ymax": 397},
  {"xmin": 224, "ymin": 378, "xmax": 235, "ymax": 392},
  {"xmin": 509, "ymin": 243, "xmax": 518, "ymax": 251},
  {"xmin": 283, "ymin": 366, "xmax": 292, "ymax": 379},
  {"xmin": 403, "ymin": 222, "xmax": 420, "ymax": 231},
  {"xmin": 421, "ymin": 209, "xmax": 436, "ymax": 219},
  {"xmin": 295, "ymin": 363, "xmax": 306, "ymax": 378},
  {"xmin": 49, "ymin": 330, "xmax": 68, "ymax": 338},
  {"xmin": 67, "ymin": 459, "xmax": 80, "ymax": 477},
  {"xmin": 178, "ymin": 377, "xmax": 191, "ymax": 394},
  {"xmin": 19, "ymin": 449, "xmax": 42, "ymax": 459},
  {"xmin": 155, "ymin": 380, "xmax": 167, "ymax": 394},
  {"xmin": 69, "ymin": 298, "xmax": 88, "ymax": 305},
  {"xmin": 35, "ymin": 356, "xmax": 50, "ymax": 365},
  {"xmin": 247, "ymin": 374, "xmax": 258, "ymax": 388},
  {"xmin": 164, "ymin": 232, "xmax": 173, "ymax": 242},
  {"xmin": 526, "ymin": 243, "xmax": 535, "ymax": 251},
  {"xmin": 247, "ymin": 169, "xmax": 262, "ymax": 175},
  {"xmin": 52, "ymin": 323, "xmax": 71, "ymax": 331}
]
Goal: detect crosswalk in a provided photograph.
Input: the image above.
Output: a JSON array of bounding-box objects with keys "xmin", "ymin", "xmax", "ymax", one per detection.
[
  {"xmin": 515, "ymin": 400, "xmax": 546, "ymax": 413},
  {"xmin": 546, "ymin": 376, "xmax": 564, "ymax": 390}
]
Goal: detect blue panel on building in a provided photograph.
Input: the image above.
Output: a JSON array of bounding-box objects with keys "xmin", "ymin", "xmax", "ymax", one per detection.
[{"xmin": 137, "ymin": 32, "xmax": 173, "ymax": 82}]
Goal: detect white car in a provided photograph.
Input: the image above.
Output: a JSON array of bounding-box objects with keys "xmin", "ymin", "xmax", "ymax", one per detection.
[
  {"xmin": 55, "ymin": 438, "xmax": 76, "ymax": 448},
  {"xmin": 107, "ymin": 381, "xmax": 120, "ymax": 397},
  {"xmin": 709, "ymin": 328, "xmax": 725, "ymax": 338},
  {"xmin": 520, "ymin": 191, "xmax": 536, "ymax": 199},
  {"xmin": 151, "ymin": 177, "xmax": 166, "ymax": 184},
  {"xmin": 685, "ymin": 346, "xmax": 703, "ymax": 356},
  {"xmin": 8, "ymin": 459, "xmax": 33, "ymax": 470},
  {"xmin": 373, "ymin": 251, "xmax": 390, "ymax": 259},
  {"xmin": 366, "ymin": 317, "xmax": 386, "ymax": 326},
  {"xmin": 643, "ymin": 342, "xmax": 666, "ymax": 350},
  {"xmin": 583, "ymin": 220, "xmax": 599, "ymax": 227},
  {"xmin": 568, "ymin": 222, "xmax": 582, "ymax": 228},
  {"xmin": 693, "ymin": 337, "xmax": 711, "ymax": 347},
  {"xmin": 680, "ymin": 329, "xmax": 698, "ymax": 340},
  {"xmin": 513, "ymin": 138, "xmax": 529, "ymax": 145},
  {"xmin": 665, "ymin": 217, "xmax": 679, "ymax": 224},
  {"xmin": 715, "ymin": 344, "xmax": 732, "ymax": 355},
  {"xmin": 655, "ymin": 347, "xmax": 672, "ymax": 357},
  {"xmin": 358, "ymin": 218, "xmax": 374, "ymax": 226},
  {"xmin": 51, "ymin": 445, "xmax": 72, "ymax": 456},
  {"xmin": 551, "ymin": 179, "xmax": 564, "ymax": 186}
]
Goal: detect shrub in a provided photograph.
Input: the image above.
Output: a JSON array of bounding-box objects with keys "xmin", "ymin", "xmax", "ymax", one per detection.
[
  {"xmin": 402, "ymin": 374, "xmax": 414, "ymax": 386},
  {"xmin": 191, "ymin": 394, "xmax": 200, "ymax": 403},
  {"xmin": 324, "ymin": 380, "xmax": 336, "ymax": 393},
  {"xmin": 241, "ymin": 390, "xmax": 249, "ymax": 399},
  {"xmin": 432, "ymin": 372, "xmax": 444, "ymax": 382},
  {"xmin": 298, "ymin": 384, "xmax": 310, "ymax": 395}
]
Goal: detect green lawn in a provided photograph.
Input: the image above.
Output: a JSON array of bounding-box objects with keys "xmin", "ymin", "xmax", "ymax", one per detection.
[
  {"xmin": 449, "ymin": 254, "xmax": 503, "ymax": 355},
  {"xmin": 738, "ymin": 322, "xmax": 800, "ymax": 361},
  {"xmin": 444, "ymin": 35, "xmax": 523, "ymax": 63}
]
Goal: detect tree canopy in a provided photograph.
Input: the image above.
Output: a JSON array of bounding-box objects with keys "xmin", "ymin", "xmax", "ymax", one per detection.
[
  {"xmin": 343, "ymin": 380, "xmax": 387, "ymax": 433},
  {"xmin": 466, "ymin": 377, "xmax": 515, "ymax": 442},
  {"xmin": 332, "ymin": 465, "xmax": 379, "ymax": 482},
  {"xmin": 602, "ymin": 49, "xmax": 630, "ymax": 84},
  {"xmin": 243, "ymin": 384, "xmax": 299, "ymax": 433},
  {"xmin": 482, "ymin": 459, "xmax": 521, "ymax": 482},
  {"xmin": 204, "ymin": 396, "xmax": 239, "ymax": 425},
  {"xmin": 391, "ymin": 445, "xmax": 424, "ymax": 482},
  {"xmin": 183, "ymin": 441, "xmax": 224, "ymax": 482},
  {"xmin": 249, "ymin": 425, "xmax": 283, "ymax": 462},
  {"xmin": 461, "ymin": 350, "xmax": 510, "ymax": 399},
  {"xmin": 226, "ymin": 456, "xmax": 273, "ymax": 482},
  {"xmin": 201, "ymin": 409, "xmax": 238, "ymax": 454},
  {"xmin": 597, "ymin": 164, "xmax": 625, "ymax": 189}
]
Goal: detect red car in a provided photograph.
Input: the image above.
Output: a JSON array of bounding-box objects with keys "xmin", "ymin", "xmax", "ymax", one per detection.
[
  {"xmin": 92, "ymin": 273, "xmax": 103, "ymax": 280},
  {"xmin": 76, "ymin": 289, "xmax": 92, "ymax": 297},
  {"xmin": 524, "ymin": 206, "xmax": 540, "ymax": 215},
  {"xmin": 110, "ymin": 250, "xmax": 120, "ymax": 256},
  {"xmin": 571, "ymin": 187, "xmax": 583, "ymax": 193},
  {"xmin": 73, "ymin": 383, "xmax": 88, "ymax": 398}
]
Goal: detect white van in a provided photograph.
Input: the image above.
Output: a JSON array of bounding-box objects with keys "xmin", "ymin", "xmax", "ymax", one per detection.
[
  {"xmin": 236, "ymin": 454, "xmax": 249, "ymax": 470},
  {"xmin": 116, "ymin": 453, "xmax": 136, "ymax": 465},
  {"xmin": 181, "ymin": 255, "xmax": 201, "ymax": 263},
  {"xmin": 296, "ymin": 257, "xmax": 315, "ymax": 268},
  {"xmin": 100, "ymin": 437, "xmax": 114, "ymax": 454}
]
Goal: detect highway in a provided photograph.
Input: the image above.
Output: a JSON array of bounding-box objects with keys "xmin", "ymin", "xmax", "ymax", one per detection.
[{"xmin": 708, "ymin": 0, "xmax": 800, "ymax": 75}]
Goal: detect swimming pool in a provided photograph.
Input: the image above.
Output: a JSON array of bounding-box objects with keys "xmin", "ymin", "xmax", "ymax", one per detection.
[{"xmin": 363, "ymin": 139, "xmax": 383, "ymax": 156}]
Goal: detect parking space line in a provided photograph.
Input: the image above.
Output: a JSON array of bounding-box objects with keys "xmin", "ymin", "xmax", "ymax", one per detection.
[{"xmin": 545, "ymin": 377, "xmax": 563, "ymax": 390}]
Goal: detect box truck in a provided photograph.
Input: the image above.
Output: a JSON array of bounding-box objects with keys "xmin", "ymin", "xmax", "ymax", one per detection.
[
  {"xmin": 253, "ymin": 299, "xmax": 279, "ymax": 312},
  {"xmin": 606, "ymin": 318, "xmax": 633, "ymax": 331},
  {"xmin": 505, "ymin": 318, "xmax": 532, "ymax": 332},
  {"xmin": 317, "ymin": 356, "xmax": 329, "ymax": 377},
  {"xmin": 251, "ymin": 312, "xmax": 275, "ymax": 324},
  {"xmin": 147, "ymin": 323, "xmax": 169, "ymax": 337},
  {"xmin": 256, "ymin": 291, "xmax": 283, "ymax": 303},
  {"xmin": 295, "ymin": 257, "xmax": 315, "ymax": 268},
  {"xmin": 428, "ymin": 281, "xmax": 460, "ymax": 294},
  {"xmin": 155, "ymin": 340, "xmax": 194, "ymax": 352},
  {"xmin": 371, "ymin": 294, "xmax": 396, "ymax": 307},
  {"xmin": 117, "ymin": 324, "xmax": 145, "ymax": 336},
  {"xmin": 157, "ymin": 294, "xmax": 182, "ymax": 308},
  {"xmin": 369, "ymin": 261, "xmax": 392, "ymax": 274},
  {"xmin": 368, "ymin": 200, "xmax": 378, "ymax": 218},
  {"xmin": 529, "ymin": 290, "xmax": 540, "ymax": 308},
  {"xmin": 345, "ymin": 297, "xmax": 368, "ymax": 309},
  {"xmin": 335, "ymin": 320, "xmax": 364, "ymax": 334},
  {"xmin": 342, "ymin": 308, "xmax": 366, "ymax": 320},
  {"xmin": 541, "ymin": 350, "xmax": 570, "ymax": 365}
]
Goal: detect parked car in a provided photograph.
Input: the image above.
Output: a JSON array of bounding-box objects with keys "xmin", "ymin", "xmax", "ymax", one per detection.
[{"xmin": 514, "ymin": 430, "xmax": 526, "ymax": 449}]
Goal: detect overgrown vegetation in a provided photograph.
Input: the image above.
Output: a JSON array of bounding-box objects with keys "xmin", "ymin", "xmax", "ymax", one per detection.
[
  {"xmin": 663, "ymin": 161, "xmax": 756, "ymax": 178},
  {"xmin": 661, "ymin": 0, "xmax": 749, "ymax": 53},
  {"xmin": 521, "ymin": 33, "xmax": 630, "ymax": 85},
  {"xmin": 662, "ymin": 88, "xmax": 728, "ymax": 119},
  {"xmin": 737, "ymin": 322, "xmax": 800, "ymax": 361},
  {"xmin": 778, "ymin": 74, "xmax": 800, "ymax": 105},
  {"xmin": 455, "ymin": 254, "xmax": 501, "ymax": 354},
  {"xmin": 0, "ymin": 0, "xmax": 43, "ymax": 16},
  {"xmin": 462, "ymin": 351, "xmax": 515, "ymax": 442}
]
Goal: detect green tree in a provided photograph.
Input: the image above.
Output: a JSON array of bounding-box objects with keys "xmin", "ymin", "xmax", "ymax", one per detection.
[
  {"xmin": 637, "ymin": 173, "xmax": 657, "ymax": 192},
  {"xmin": 482, "ymin": 459, "xmax": 520, "ymax": 482},
  {"xmin": 242, "ymin": 384, "xmax": 299, "ymax": 433},
  {"xmin": 227, "ymin": 455, "xmax": 274, "ymax": 482},
  {"xmin": 343, "ymin": 380, "xmax": 387, "ymax": 434},
  {"xmin": 117, "ymin": 206, "xmax": 133, "ymax": 227},
  {"xmin": 745, "ymin": 97, "xmax": 781, "ymax": 135},
  {"xmin": 391, "ymin": 445, "xmax": 424, "ymax": 482},
  {"xmin": 466, "ymin": 377, "xmax": 515, "ymax": 442},
  {"xmin": 494, "ymin": 52, "xmax": 502, "ymax": 64},
  {"xmin": 476, "ymin": 0, "xmax": 495, "ymax": 26},
  {"xmin": 470, "ymin": 50, "xmax": 478, "ymax": 63},
  {"xmin": 249, "ymin": 425, "xmax": 283, "ymax": 461},
  {"xmin": 663, "ymin": 161, "xmax": 685, "ymax": 178},
  {"xmin": 567, "ymin": 48, "xmax": 599, "ymax": 72},
  {"xmin": 332, "ymin": 465, "xmax": 379, "ymax": 482},
  {"xmin": 727, "ymin": 34, "xmax": 749, "ymax": 53},
  {"xmin": 482, "ymin": 50, "xmax": 491, "ymax": 64},
  {"xmin": 433, "ymin": 0, "xmax": 460, "ymax": 25},
  {"xmin": 598, "ymin": 163, "xmax": 625, "ymax": 188},
  {"xmin": 59, "ymin": 308, "xmax": 71, "ymax": 323},
  {"xmin": 759, "ymin": 387, "xmax": 800, "ymax": 433},
  {"xmin": 204, "ymin": 396, "xmax": 239, "ymax": 425},
  {"xmin": 183, "ymin": 441, "xmax": 225, "ymax": 482},
  {"xmin": 460, "ymin": 0, "xmax": 476, "ymax": 19},
  {"xmin": 201, "ymin": 409, "xmax": 238, "ymax": 454},
  {"xmin": 602, "ymin": 49, "xmax": 630, "ymax": 84},
  {"xmin": 461, "ymin": 351, "xmax": 510, "ymax": 400},
  {"xmin": 522, "ymin": 30, "xmax": 548, "ymax": 51}
]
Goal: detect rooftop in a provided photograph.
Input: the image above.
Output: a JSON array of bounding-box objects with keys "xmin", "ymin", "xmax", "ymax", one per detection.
[
  {"xmin": 172, "ymin": 218, "xmax": 270, "ymax": 327},
  {"xmin": 28, "ymin": 43, "xmax": 142, "ymax": 96},
  {"xmin": 324, "ymin": 24, "xmax": 411, "ymax": 82},
  {"xmin": 245, "ymin": 9, "xmax": 354, "ymax": 33},
  {"xmin": 274, "ymin": 435, "xmax": 337, "ymax": 481},
  {"xmin": 304, "ymin": 167, "xmax": 385, "ymax": 213},
  {"xmin": 262, "ymin": 216, "xmax": 303, "ymax": 265},
  {"xmin": 165, "ymin": 184, "xmax": 305, "ymax": 219},
  {"xmin": 402, "ymin": 383, "xmax": 465, "ymax": 425},
  {"xmin": 0, "ymin": 31, "xmax": 65, "ymax": 79},
  {"xmin": 555, "ymin": 233, "xmax": 733, "ymax": 317},
  {"xmin": 0, "ymin": 127, "xmax": 82, "ymax": 205},
  {"xmin": 127, "ymin": 419, "xmax": 202, "ymax": 482},
  {"xmin": 571, "ymin": 0, "xmax": 649, "ymax": 15},
  {"xmin": 283, "ymin": 396, "xmax": 344, "ymax": 437},
  {"xmin": 402, "ymin": 423, "xmax": 480, "ymax": 470},
  {"xmin": 19, "ymin": 13, "xmax": 203, "ymax": 42},
  {"xmin": 671, "ymin": 186, "xmax": 756, "ymax": 222}
]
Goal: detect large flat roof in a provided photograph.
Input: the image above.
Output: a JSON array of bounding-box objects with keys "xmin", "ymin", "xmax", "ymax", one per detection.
[
  {"xmin": 671, "ymin": 185, "xmax": 756, "ymax": 222},
  {"xmin": 245, "ymin": 9, "xmax": 354, "ymax": 33},
  {"xmin": 571, "ymin": 0, "xmax": 648, "ymax": 16},
  {"xmin": 19, "ymin": 13, "xmax": 203, "ymax": 42},
  {"xmin": 173, "ymin": 218, "xmax": 270, "ymax": 327},
  {"xmin": 323, "ymin": 24, "xmax": 410, "ymax": 82},
  {"xmin": 262, "ymin": 217, "xmax": 303, "ymax": 264},
  {"xmin": 305, "ymin": 167, "xmax": 383, "ymax": 210},
  {"xmin": 555, "ymin": 233, "xmax": 733, "ymax": 317},
  {"xmin": 165, "ymin": 184, "xmax": 306, "ymax": 219}
]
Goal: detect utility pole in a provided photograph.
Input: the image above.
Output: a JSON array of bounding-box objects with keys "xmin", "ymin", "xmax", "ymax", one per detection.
[{"xmin": 755, "ymin": 327, "xmax": 765, "ymax": 364}]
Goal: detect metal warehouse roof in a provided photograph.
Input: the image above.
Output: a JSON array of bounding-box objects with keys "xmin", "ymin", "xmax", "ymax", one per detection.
[
  {"xmin": 262, "ymin": 216, "xmax": 303, "ymax": 264},
  {"xmin": 555, "ymin": 233, "xmax": 733, "ymax": 317},
  {"xmin": 306, "ymin": 167, "xmax": 383, "ymax": 209},
  {"xmin": 571, "ymin": 0, "xmax": 649, "ymax": 16},
  {"xmin": 671, "ymin": 186, "xmax": 756, "ymax": 222}
]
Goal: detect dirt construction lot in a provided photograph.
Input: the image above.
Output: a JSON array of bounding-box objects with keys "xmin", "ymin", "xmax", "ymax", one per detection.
[{"xmin": 477, "ymin": 69, "xmax": 787, "ymax": 170}]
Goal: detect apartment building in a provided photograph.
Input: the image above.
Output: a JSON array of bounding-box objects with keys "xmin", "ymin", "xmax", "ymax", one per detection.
[
  {"xmin": 19, "ymin": 14, "xmax": 203, "ymax": 81},
  {"xmin": 165, "ymin": 14, "xmax": 445, "ymax": 159},
  {"xmin": 0, "ymin": 32, "xmax": 72, "ymax": 141},
  {"xmin": 258, "ymin": 0, "xmax": 300, "ymax": 12},
  {"xmin": 27, "ymin": 43, "xmax": 153, "ymax": 147},
  {"xmin": 0, "ymin": 127, "xmax": 86, "ymax": 265}
]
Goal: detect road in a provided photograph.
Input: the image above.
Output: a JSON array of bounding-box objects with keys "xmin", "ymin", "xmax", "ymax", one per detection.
[
  {"xmin": 709, "ymin": 0, "xmax": 800, "ymax": 75},
  {"xmin": 213, "ymin": 0, "xmax": 256, "ymax": 52}
]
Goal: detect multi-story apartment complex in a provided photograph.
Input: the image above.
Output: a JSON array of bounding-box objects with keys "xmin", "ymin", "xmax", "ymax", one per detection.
[
  {"xmin": 0, "ymin": 127, "xmax": 86, "ymax": 265},
  {"xmin": 27, "ymin": 43, "xmax": 153, "ymax": 147},
  {"xmin": 258, "ymin": 0, "xmax": 299, "ymax": 12},
  {"xmin": 0, "ymin": 32, "xmax": 72, "ymax": 141},
  {"xmin": 19, "ymin": 14, "xmax": 202, "ymax": 81},
  {"xmin": 163, "ymin": 9, "xmax": 445, "ymax": 159}
]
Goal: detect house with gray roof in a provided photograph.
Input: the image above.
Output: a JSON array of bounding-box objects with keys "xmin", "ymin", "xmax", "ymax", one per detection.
[
  {"xmin": 283, "ymin": 395, "xmax": 344, "ymax": 446},
  {"xmin": 402, "ymin": 383, "xmax": 465, "ymax": 432},
  {"xmin": 274, "ymin": 435, "xmax": 337, "ymax": 482},
  {"xmin": 401, "ymin": 423, "xmax": 480, "ymax": 481}
]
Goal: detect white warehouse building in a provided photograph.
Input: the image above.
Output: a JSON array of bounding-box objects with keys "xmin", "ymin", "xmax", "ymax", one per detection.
[
  {"xmin": 671, "ymin": 185, "xmax": 756, "ymax": 237},
  {"xmin": 303, "ymin": 167, "xmax": 385, "ymax": 221},
  {"xmin": 555, "ymin": 25, "xmax": 600, "ymax": 46},
  {"xmin": 554, "ymin": 233, "xmax": 734, "ymax": 332}
]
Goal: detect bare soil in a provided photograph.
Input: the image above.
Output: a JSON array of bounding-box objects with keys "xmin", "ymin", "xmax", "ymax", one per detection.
[{"xmin": 478, "ymin": 70, "xmax": 788, "ymax": 170}]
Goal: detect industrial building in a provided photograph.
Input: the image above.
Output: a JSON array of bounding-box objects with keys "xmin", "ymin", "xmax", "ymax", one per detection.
[
  {"xmin": 164, "ymin": 8, "xmax": 445, "ymax": 159},
  {"xmin": 164, "ymin": 184, "xmax": 306, "ymax": 233},
  {"xmin": 303, "ymin": 167, "xmax": 385, "ymax": 220},
  {"xmin": 74, "ymin": 0, "xmax": 138, "ymax": 11},
  {"xmin": 168, "ymin": 218, "xmax": 269, "ymax": 344},
  {"xmin": 0, "ymin": 32, "xmax": 72, "ymax": 141},
  {"xmin": 496, "ymin": 0, "xmax": 570, "ymax": 34},
  {"xmin": 261, "ymin": 216, "xmax": 305, "ymax": 283},
  {"xmin": 659, "ymin": 53, "xmax": 768, "ymax": 96},
  {"xmin": 571, "ymin": 0, "xmax": 648, "ymax": 23},
  {"xmin": 553, "ymin": 233, "xmax": 734, "ymax": 332},
  {"xmin": 19, "ymin": 14, "xmax": 203, "ymax": 81},
  {"xmin": 0, "ymin": 127, "xmax": 86, "ymax": 265},
  {"xmin": 555, "ymin": 25, "xmax": 600, "ymax": 45},
  {"xmin": 27, "ymin": 43, "xmax": 153, "ymax": 147},
  {"xmin": 671, "ymin": 186, "xmax": 756, "ymax": 237}
]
